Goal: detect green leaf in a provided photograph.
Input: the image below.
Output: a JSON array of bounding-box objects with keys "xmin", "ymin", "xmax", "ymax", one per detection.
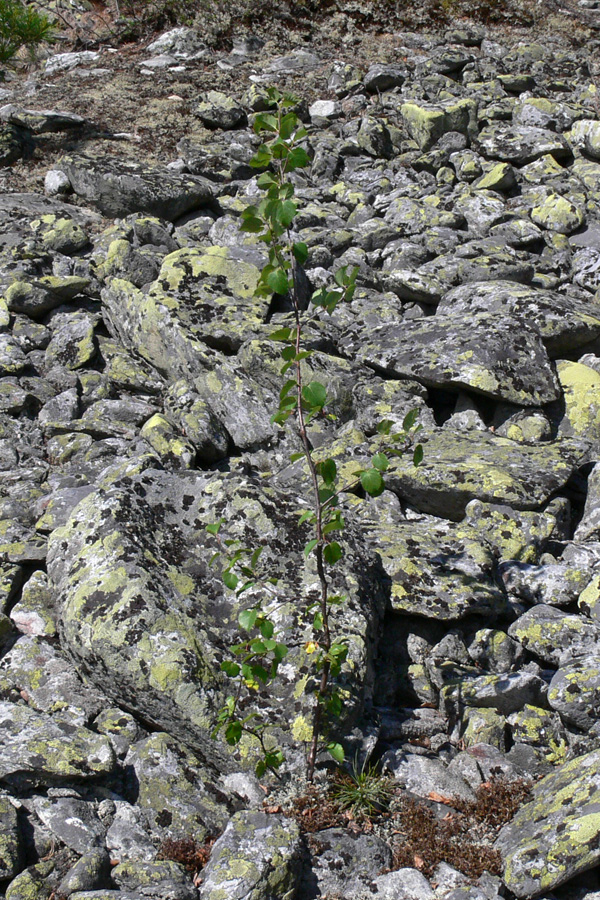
[
  {"xmin": 413, "ymin": 443, "xmax": 424, "ymax": 466},
  {"xmin": 298, "ymin": 509, "xmax": 315, "ymax": 525},
  {"xmin": 206, "ymin": 520, "xmax": 222, "ymax": 535},
  {"xmin": 290, "ymin": 452, "xmax": 306, "ymax": 464},
  {"xmin": 360, "ymin": 468, "xmax": 385, "ymax": 497},
  {"xmin": 280, "ymin": 378, "xmax": 296, "ymax": 399},
  {"xmin": 403, "ymin": 408, "xmax": 420, "ymax": 431},
  {"xmin": 302, "ymin": 381, "xmax": 327, "ymax": 409},
  {"xmin": 327, "ymin": 692, "xmax": 342, "ymax": 717},
  {"xmin": 250, "ymin": 145, "xmax": 272, "ymax": 167},
  {"xmin": 279, "ymin": 111, "xmax": 298, "ymax": 140},
  {"xmin": 293, "ymin": 242, "xmax": 308, "ymax": 265},
  {"xmin": 239, "ymin": 216, "xmax": 263, "ymax": 234},
  {"xmin": 223, "ymin": 570, "xmax": 239, "ymax": 590},
  {"xmin": 221, "ymin": 660, "xmax": 241, "ymax": 678},
  {"xmin": 238, "ymin": 608, "xmax": 259, "ymax": 631},
  {"xmin": 274, "ymin": 642, "xmax": 288, "ymax": 661},
  {"xmin": 288, "ymin": 147, "xmax": 310, "ymax": 170},
  {"xmin": 372, "ymin": 452, "xmax": 389, "ymax": 472},
  {"xmin": 281, "ymin": 345, "xmax": 296, "ymax": 361},
  {"xmin": 377, "ymin": 419, "xmax": 394, "ymax": 435},
  {"xmin": 254, "ymin": 113, "xmax": 278, "ymax": 133},
  {"xmin": 250, "ymin": 547, "xmax": 263, "ymax": 568},
  {"xmin": 327, "ymin": 742, "xmax": 345, "ymax": 763},
  {"xmin": 319, "ymin": 457, "xmax": 337, "ymax": 485},
  {"xmin": 255, "ymin": 759, "xmax": 266, "ymax": 778},
  {"xmin": 322, "ymin": 516, "xmax": 344, "ymax": 534},
  {"xmin": 225, "ymin": 721, "xmax": 242, "ymax": 745},
  {"xmin": 270, "ymin": 327, "xmax": 292, "ymax": 342},
  {"xmin": 304, "ymin": 538, "xmax": 318, "ymax": 557},
  {"xmin": 256, "ymin": 171, "xmax": 277, "ymax": 189},
  {"xmin": 260, "ymin": 619, "xmax": 274, "ymax": 639},
  {"xmin": 323, "ymin": 541, "xmax": 343, "ymax": 565},
  {"xmin": 266, "ymin": 268, "xmax": 289, "ymax": 295},
  {"xmin": 250, "ymin": 639, "xmax": 267, "ymax": 654},
  {"xmin": 276, "ymin": 199, "xmax": 297, "ymax": 227},
  {"xmin": 313, "ymin": 610, "xmax": 323, "ymax": 631}
]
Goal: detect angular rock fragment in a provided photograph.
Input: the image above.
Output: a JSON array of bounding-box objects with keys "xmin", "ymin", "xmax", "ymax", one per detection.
[
  {"xmin": 497, "ymin": 749, "xmax": 600, "ymax": 897},
  {"xmin": 344, "ymin": 311, "xmax": 559, "ymax": 405},
  {"xmin": 0, "ymin": 702, "xmax": 115, "ymax": 783},
  {"xmin": 56, "ymin": 155, "xmax": 214, "ymax": 220}
]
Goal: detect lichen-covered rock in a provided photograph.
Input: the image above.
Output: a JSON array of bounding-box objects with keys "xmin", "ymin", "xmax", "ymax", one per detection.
[
  {"xmin": 56, "ymin": 155, "xmax": 214, "ymax": 220},
  {"xmin": 196, "ymin": 91, "xmax": 247, "ymax": 130},
  {"xmin": 508, "ymin": 605, "xmax": 600, "ymax": 666},
  {"xmin": 112, "ymin": 858, "xmax": 196, "ymax": 899},
  {"xmin": 48, "ymin": 468, "xmax": 387, "ymax": 772},
  {"xmin": 548, "ymin": 656, "xmax": 600, "ymax": 731},
  {"xmin": 0, "ymin": 702, "xmax": 115, "ymax": 783},
  {"xmin": 477, "ymin": 125, "xmax": 569, "ymax": 164},
  {"xmin": 57, "ymin": 848, "xmax": 112, "ymax": 897},
  {"xmin": 198, "ymin": 810, "xmax": 302, "ymax": 900},
  {"xmin": 437, "ymin": 281, "xmax": 600, "ymax": 357},
  {"xmin": 125, "ymin": 733, "xmax": 233, "ymax": 843},
  {"xmin": 496, "ymin": 748, "xmax": 600, "ymax": 897},
  {"xmin": 0, "ymin": 794, "xmax": 22, "ymax": 880},
  {"xmin": 346, "ymin": 309, "xmax": 559, "ymax": 406},
  {"xmin": 33, "ymin": 796, "xmax": 106, "ymax": 853},
  {"xmin": 401, "ymin": 99, "xmax": 477, "ymax": 151},
  {"xmin": 384, "ymin": 429, "xmax": 582, "ymax": 521},
  {"xmin": 348, "ymin": 498, "xmax": 506, "ymax": 620}
]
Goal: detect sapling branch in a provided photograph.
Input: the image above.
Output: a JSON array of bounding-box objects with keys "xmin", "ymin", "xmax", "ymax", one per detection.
[{"xmin": 209, "ymin": 86, "xmax": 422, "ymax": 784}]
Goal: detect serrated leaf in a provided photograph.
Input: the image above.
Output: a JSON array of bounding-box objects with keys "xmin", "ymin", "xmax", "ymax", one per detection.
[
  {"xmin": 254, "ymin": 113, "xmax": 278, "ymax": 133},
  {"xmin": 302, "ymin": 381, "xmax": 326, "ymax": 409},
  {"xmin": 280, "ymin": 378, "xmax": 296, "ymax": 399},
  {"xmin": 322, "ymin": 517, "xmax": 344, "ymax": 534},
  {"xmin": 250, "ymin": 145, "xmax": 272, "ymax": 167},
  {"xmin": 372, "ymin": 452, "xmax": 389, "ymax": 472},
  {"xmin": 377, "ymin": 418, "xmax": 394, "ymax": 435},
  {"xmin": 323, "ymin": 541, "xmax": 343, "ymax": 565},
  {"xmin": 260, "ymin": 620, "xmax": 274, "ymax": 639},
  {"xmin": 288, "ymin": 146, "xmax": 310, "ymax": 169},
  {"xmin": 279, "ymin": 112, "xmax": 298, "ymax": 140},
  {"xmin": 327, "ymin": 742, "xmax": 345, "ymax": 763},
  {"xmin": 276, "ymin": 199, "xmax": 297, "ymax": 227},
  {"xmin": 256, "ymin": 171, "xmax": 276, "ymax": 188},
  {"xmin": 281, "ymin": 345, "xmax": 296, "ymax": 361},
  {"xmin": 274, "ymin": 642, "xmax": 288, "ymax": 661},
  {"xmin": 360, "ymin": 468, "xmax": 385, "ymax": 497},
  {"xmin": 223, "ymin": 570, "xmax": 239, "ymax": 590},
  {"xmin": 239, "ymin": 216, "xmax": 263, "ymax": 234}
]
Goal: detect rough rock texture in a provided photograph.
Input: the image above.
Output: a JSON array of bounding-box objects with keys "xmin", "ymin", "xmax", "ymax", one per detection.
[{"xmin": 1, "ymin": 7, "xmax": 600, "ymax": 900}]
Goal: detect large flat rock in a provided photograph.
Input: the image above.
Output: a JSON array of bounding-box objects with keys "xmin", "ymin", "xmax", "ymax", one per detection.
[{"xmin": 342, "ymin": 311, "xmax": 559, "ymax": 406}]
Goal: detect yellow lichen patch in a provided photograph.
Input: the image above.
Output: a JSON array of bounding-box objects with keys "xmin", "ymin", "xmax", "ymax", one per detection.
[{"xmin": 557, "ymin": 360, "xmax": 600, "ymax": 439}]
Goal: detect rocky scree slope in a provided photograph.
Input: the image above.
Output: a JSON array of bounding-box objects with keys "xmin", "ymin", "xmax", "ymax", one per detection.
[{"xmin": 2, "ymin": 17, "xmax": 600, "ymax": 900}]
